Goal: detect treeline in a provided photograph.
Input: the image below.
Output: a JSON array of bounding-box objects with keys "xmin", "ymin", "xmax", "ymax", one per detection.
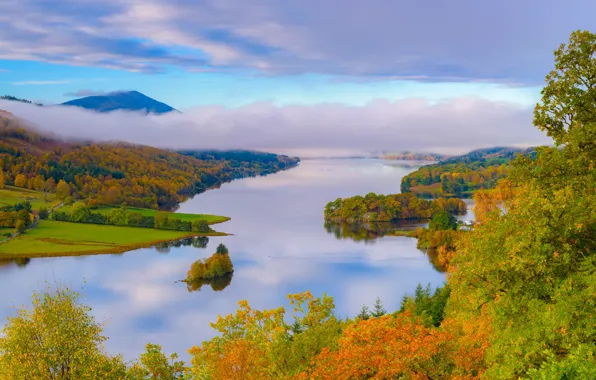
[
  {"xmin": 51, "ymin": 203, "xmax": 212, "ymax": 233},
  {"xmin": 0, "ymin": 115, "xmax": 299, "ymax": 210},
  {"xmin": 400, "ymin": 147, "xmax": 535, "ymax": 196},
  {"xmin": 324, "ymin": 192, "xmax": 466, "ymax": 222}
]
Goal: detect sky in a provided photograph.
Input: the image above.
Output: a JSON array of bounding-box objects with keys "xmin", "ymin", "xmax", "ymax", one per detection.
[{"xmin": 1, "ymin": 0, "xmax": 594, "ymax": 154}]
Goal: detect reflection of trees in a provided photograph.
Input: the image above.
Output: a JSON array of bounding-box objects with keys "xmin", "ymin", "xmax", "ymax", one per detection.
[
  {"xmin": 0, "ymin": 257, "xmax": 31, "ymax": 268},
  {"xmin": 424, "ymin": 248, "xmax": 447, "ymax": 273},
  {"xmin": 186, "ymin": 272, "xmax": 233, "ymax": 292},
  {"xmin": 324, "ymin": 221, "xmax": 447, "ymax": 273},
  {"xmin": 153, "ymin": 237, "xmax": 210, "ymax": 253},
  {"xmin": 324, "ymin": 221, "xmax": 418, "ymax": 244}
]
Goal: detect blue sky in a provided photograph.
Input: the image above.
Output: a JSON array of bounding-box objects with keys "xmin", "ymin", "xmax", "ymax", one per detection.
[{"xmin": 1, "ymin": 0, "xmax": 594, "ymax": 109}]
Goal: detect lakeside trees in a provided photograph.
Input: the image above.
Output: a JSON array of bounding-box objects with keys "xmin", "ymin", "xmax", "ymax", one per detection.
[{"xmin": 324, "ymin": 192, "xmax": 466, "ymax": 223}]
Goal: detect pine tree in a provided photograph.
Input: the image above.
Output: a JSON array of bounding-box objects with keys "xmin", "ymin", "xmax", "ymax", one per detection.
[
  {"xmin": 356, "ymin": 305, "xmax": 371, "ymax": 320},
  {"xmin": 371, "ymin": 297, "xmax": 386, "ymax": 317}
]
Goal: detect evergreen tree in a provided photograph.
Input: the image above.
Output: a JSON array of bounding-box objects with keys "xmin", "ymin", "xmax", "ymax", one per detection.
[
  {"xmin": 371, "ymin": 297, "xmax": 386, "ymax": 318},
  {"xmin": 356, "ymin": 305, "xmax": 371, "ymax": 320}
]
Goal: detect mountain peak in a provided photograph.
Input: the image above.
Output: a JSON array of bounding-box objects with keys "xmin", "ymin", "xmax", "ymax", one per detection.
[{"xmin": 62, "ymin": 91, "xmax": 176, "ymax": 114}]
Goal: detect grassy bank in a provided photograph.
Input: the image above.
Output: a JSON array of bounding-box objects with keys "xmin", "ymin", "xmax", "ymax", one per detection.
[
  {"xmin": 0, "ymin": 220, "xmax": 227, "ymax": 258},
  {"xmin": 68, "ymin": 205, "xmax": 230, "ymax": 224},
  {"xmin": 0, "ymin": 186, "xmax": 61, "ymax": 211}
]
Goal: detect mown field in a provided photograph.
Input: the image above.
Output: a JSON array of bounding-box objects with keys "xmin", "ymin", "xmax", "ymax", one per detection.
[
  {"xmin": 0, "ymin": 220, "xmax": 226, "ymax": 257},
  {"xmin": 68, "ymin": 205, "xmax": 229, "ymax": 224},
  {"xmin": 0, "ymin": 186, "xmax": 61, "ymax": 211}
]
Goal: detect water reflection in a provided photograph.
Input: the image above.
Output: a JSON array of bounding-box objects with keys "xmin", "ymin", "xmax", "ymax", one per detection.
[
  {"xmin": 185, "ymin": 272, "xmax": 233, "ymax": 292},
  {"xmin": 153, "ymin": 237, "xmax": 210, "ymax": 253},
  {"xmin": 0, "ymin": 257, "xmax": 31, "ymax": 269},
  {"xmin": 324, "ymin": 220, "xmax": 423, "ymax": 243}
]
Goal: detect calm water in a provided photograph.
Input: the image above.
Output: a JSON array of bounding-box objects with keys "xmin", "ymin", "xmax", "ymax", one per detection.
[{"xmin": 0, "ymin": 159, "xmax": 468, "ymax": 360}]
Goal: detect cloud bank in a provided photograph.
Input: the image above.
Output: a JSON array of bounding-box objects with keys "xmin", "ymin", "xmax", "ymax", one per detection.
[{"xmin": 0, "ymin": 98, "xmax": 550, "ymax": 156}]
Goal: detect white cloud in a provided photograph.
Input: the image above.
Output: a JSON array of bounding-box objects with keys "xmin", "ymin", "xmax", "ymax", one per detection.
[{"xmin": 0, "ymin": 97, "xmax": 550, "ymax": 156}]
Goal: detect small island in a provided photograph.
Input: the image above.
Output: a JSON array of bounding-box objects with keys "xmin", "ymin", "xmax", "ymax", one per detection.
[
  {"xmin": 324, "ymin": 192, "xmax": 466, "ymax": 223},
  {"xmin": 184, "ymin": 243, "xmax": 234, "ymax": 292}
]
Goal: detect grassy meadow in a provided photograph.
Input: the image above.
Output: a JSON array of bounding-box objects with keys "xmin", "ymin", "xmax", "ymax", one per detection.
[
  {"xmin": 0, "ymin": 186, "xmax": 61, "ymax": 211},
  {"xmin": 0, "ymin": 220, "xmax": 226, "ymax": 257}
]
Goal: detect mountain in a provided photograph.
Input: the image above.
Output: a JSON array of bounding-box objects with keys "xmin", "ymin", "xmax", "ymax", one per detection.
[{"xmin": 61, "ymin": 91, "xmax": 176, "ymax": 114}]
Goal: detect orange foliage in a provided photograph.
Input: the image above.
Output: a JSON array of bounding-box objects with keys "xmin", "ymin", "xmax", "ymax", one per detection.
[{"xmin": 305, "ymin": 313, "xmax": 452, "ymax": 379}]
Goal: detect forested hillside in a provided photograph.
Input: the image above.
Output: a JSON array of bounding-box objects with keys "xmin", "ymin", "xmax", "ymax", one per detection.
[
  {"xmin": 0, "ymin": 112, "xmax": 299, "ymax": 209},
  {"xmin": 400, "ymin": 147, "xmax": 534, "ymax": 196}
]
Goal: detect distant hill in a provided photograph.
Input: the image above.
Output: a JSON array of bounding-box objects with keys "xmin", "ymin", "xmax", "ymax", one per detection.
[
  {"xmin": 61, "ymin": 91, "xmax": 176, "ymax": 114},
  {"xmin": 381, "ymin": 151, "xmax": 449, "ymax": 161},
  {"xmin": 0, "ymin": 95, "xmax": 43, "ymax": 106},
  {"xmin": 440, "ymin": 146, "xmax": 534, "ymax": 164},
  {"xmin": 401, "ymin": 146, "xmax": 536, "ymax": 197}
]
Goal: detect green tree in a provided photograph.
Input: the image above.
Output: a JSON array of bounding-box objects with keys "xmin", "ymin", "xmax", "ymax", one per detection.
[
  {"xmin": 0, "ymin": 286, "xmax": 128, "ymax": 379},
  {"xmin": 429, "ymin": 210, "xmax": 458, "ymax": 231},
  {"xmin": 356, "ymin": 305, "xmax": 371, "ymax": 320},
  {"xmin": 215, "ymin": 243, "xmax": 229, "ymax": 255},
  {"xmin": 127, "ymin": 343, "xmax": 186, "ymax": 379},
  {"xmin": 371, "ymin": 297, "xmax": 386, "ymax": 318},
  {"xmin": 70, "ymin": 201, "xmax": 90, "ymax": 223},
  {"xmin": 191, "ymin": 219, "xmax": 209, "ymax": 233}
]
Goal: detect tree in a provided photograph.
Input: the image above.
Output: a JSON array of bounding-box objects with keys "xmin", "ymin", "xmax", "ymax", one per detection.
[
  {"xmin": 14, "ymin": 220, "xmax": 26, "ymax": 234},
  {"xmin": 70, "ymin": 202, "xmax": 90, "ymax": 223},
  {"xmin": 0, "ymin": 168, "xmax": 4, "ymax": 189},
  {"xmin": 33, "ymin": 175, "xmax": 45, "ymax": 192},
  {"xmin": 192, "ymin": 219, "xmax": 210, "ymax": 233},
  {"xmin": 216, "ymin": 243, "xmax": 229, "ymax": 255},
  {"xmin": 356, "ymin": 305, "xmax": 371, "ymax": 320},
  {"xmin": 56, "ymin": 180, "xmax": 70, "ymax": 200},
  {"xmin": 534, "ymin": 30, "xmax": 596, "ymax": 146},
  {"xmin": 127, "ymin": 343, "xmax": 186, "ymax": 379},
  {"xmin": 104, "ymin": 186, "xmax": 121, "ymax": 205},
  {"xmin": 0, "ymin": 286, "xmax": 128, "ymax": 379},
  {"xmin": 429, "ymin": 210, "xmax": 458, "ymax": 231},
  {"xmin": 14, "ymin": 174, "xmax": 26, "ymax": 188},
  {"xmin": 371, "ymin": 297, "xmax": 386, "ymax": 318},
  {"xmin": 45, "ymin": 178, "xmax": 56, "ymax": 193}
]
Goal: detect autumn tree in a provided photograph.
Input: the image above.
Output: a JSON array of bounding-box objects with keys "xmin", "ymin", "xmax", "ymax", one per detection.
[
  {"xmin": 0, "ymin": 286, "xmax": 128, "ymax": 379},
  {"xmin": 14, "ymin": 174, "xmax": 26, "ymax": 188},
  {"xmin": 55, "ymin": 180, "xmax": 70, "ymax": 200},
  {"xmin": 0, "ymin": 168, "xmax": 4, "ymax": 189},
  {"xmin": 127, "ymin": 343, "xmax": 186, "ymax": 379}
]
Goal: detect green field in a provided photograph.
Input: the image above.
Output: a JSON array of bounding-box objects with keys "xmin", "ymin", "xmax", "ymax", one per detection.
[
  {"xmin": 0, "ymin": 186, "xmax": 61, "ymax": 211},
  {"xmin": 0, "ymin": 220, "xmax": 226, "ymax": 257},
  {"xmin": 66, "ymin": 205, "xmax": 230, "ymax": 224}
]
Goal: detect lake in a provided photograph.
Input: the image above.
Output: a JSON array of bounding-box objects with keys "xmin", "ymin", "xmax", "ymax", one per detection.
[{"xmin": 0, "ymin": 158, "xmax": 469, "ymax": 360}]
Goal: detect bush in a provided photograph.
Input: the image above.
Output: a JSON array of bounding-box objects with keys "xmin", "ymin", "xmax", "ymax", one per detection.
[{"xmin": 38, "ymin": 207, "xmax": 49, "ymax": 220}]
